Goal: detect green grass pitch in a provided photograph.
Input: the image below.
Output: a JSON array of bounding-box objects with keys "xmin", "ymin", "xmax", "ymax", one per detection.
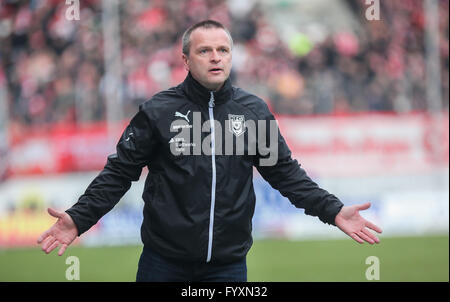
[{"xmin": 0, "ymin": 235, "xmax": 448, "ymax": 282}]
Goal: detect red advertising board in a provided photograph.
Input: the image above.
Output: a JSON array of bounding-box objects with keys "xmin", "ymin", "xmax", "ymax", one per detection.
[
  {"xmin": 277, "ymin": 112, "xmax": 449, "ymax": 176},
  {"xmin": 5, "ymin": 112, "xmax": 449, "ymax": 177}
]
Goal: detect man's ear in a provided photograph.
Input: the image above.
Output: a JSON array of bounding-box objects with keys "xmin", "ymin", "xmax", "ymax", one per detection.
[{"xmin": 182, "ymin": 54, "xmax": 189, "ymax": 71}]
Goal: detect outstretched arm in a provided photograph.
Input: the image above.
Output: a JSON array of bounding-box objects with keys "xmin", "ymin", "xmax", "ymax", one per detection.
[
  {"xmin": 65, "ymin": 109, "xmax": 155, "ymax": 235},
  {"xmin": 37, "ymin": 208, "xmax": 78, "ymax": 256},
  {"xmin": 37, "ymin": 106, "xmax": 157, "ymax": 256},
  {"xmin": 254, "ymin": 101, "xmax": 344, "ymax": 225},
  {"xmin": 335, "ymin": 202, "xmax": 382, "ymax": 244}
]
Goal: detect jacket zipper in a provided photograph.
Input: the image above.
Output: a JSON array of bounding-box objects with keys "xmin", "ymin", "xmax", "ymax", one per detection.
[{"xmin": 206, "ymin": 91, "xmax": 216, "ymax": 263}]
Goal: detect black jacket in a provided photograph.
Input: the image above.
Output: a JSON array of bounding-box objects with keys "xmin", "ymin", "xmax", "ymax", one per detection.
[{"xmin": 66, "ymin": 73, "xmax": 344, "ymax": 263}]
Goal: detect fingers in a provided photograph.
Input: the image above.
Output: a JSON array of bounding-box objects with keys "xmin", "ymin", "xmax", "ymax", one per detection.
[
  {"xmin": 366, "ymin": 220, "xmax": 383, "ymax": 234},
  {"xmin": 45, "ymin": 240, "xmax": 60, "ymax": 254},
  {"xmin": 48, "ymin": 207, "xmax": 64, "ymax": 219},
  {"xmin": 42, "ymin": 238, "xmax": 68, "ymax": 255},
  {"xmin": 37, "ymin": 229, "xmax": 51, "ymax": 244},
  {"xmin": 41, "ymin": 235, "xmax": 57, "ymax": 251},
  {"xmin": 351, "ymin": 227, "xmax": 380, "ymax": 245},
  {"xmin": 38, "ymin": 208, "xmax": 73, "ymax": 256},
  {"xmin": 356, "ymin": 202, "xmax": 371, "ymax": 211},
  {"xmin": 357, "ymin": 230, "xmax": 375, "ymax": 244},
  {"xmin": 362, "ymin": 228, "xmax": 380, "ymax": 244},
  {"xmin": 40, "ymin": 238, "xmax": 70, "ymax": 255},
  {"xmin": 58, "ymin": 244, "xmax": 68, "ymax": 256},
  {"xmin": 350, "ymin": 233, "xmax": 364, "ymax": 244},
  {"xmin": 37, "ymin": 208, "xmax": 62, "ymax": 245}
]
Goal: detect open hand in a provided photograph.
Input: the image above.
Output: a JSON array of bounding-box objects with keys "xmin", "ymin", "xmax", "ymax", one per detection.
[
  {"xmin": 335, "ymin": 202, "xmax": 382, "ymax": 244},
  {"xmin": 37, "ymin": 208, "xmax": 78, "ymax": 256}
]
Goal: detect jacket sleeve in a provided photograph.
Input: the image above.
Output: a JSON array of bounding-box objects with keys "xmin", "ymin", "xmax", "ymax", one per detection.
[
  {"xmin": 65, "ymin": 105, "xmax": 157, "ymax": 235},
  {"xmin": 254, "ymin": 102, "xmax": 343, "ymax": 225}
]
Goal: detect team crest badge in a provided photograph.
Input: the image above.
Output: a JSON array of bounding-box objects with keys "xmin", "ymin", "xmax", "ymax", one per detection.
[{"xmin": 228, "ymin": 114, "xmax": 246, "ymax": 137}]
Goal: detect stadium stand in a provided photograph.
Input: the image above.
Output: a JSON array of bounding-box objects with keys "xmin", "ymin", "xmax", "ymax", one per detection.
[{"xmin": 0, "ymin": 0, "xmax": 448, "ymax": 124}]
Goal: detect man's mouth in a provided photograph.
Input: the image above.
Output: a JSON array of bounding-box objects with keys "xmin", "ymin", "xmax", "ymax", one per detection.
[{"xmin": 209, "ymin": 68, "xmax": 223, "ymax": 73}]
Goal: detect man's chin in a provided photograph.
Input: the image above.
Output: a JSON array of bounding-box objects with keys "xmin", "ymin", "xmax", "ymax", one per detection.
[
  {"xmin": 192, "ymin": 73, "xmax": 228, "ymax": 91},
  {"xmin": 205, "ymin": 79, "xmax": 226, "ymax": 91}
]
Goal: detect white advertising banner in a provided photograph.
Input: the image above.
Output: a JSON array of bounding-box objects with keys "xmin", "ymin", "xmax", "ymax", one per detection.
[{"xmin": 1, "ymin": 113, "xmax": 448, "ymax": 247}]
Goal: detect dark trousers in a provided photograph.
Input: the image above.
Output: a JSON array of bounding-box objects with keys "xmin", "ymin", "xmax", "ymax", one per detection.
[{"xmin": 136, "ymin": 246, "xmax": 247, "ymax": 282}]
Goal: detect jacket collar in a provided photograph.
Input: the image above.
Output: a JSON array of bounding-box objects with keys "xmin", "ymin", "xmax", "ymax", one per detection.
[{"xmin": 181, "ymin": 72, "xmax": 233, "ymax": 107}]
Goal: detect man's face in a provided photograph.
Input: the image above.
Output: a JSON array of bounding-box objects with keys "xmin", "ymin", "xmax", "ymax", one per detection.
[{"xmin": 182, "ymin": 27, "xmax": 232, "ymax": 91}]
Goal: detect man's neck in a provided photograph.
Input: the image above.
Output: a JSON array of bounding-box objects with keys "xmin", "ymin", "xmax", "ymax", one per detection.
[{"xmin": 191, "ymin": 74, "xmax": 224, "ymax": 92}]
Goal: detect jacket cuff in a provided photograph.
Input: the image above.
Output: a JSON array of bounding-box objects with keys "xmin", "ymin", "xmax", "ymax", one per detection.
[
  {"xmin": 319, "ymin": 199, "xmax": 344, "ymax": 226},
  {"xmin": 65, "ymin": 209, "xmax": 83, "ymax": 237}
]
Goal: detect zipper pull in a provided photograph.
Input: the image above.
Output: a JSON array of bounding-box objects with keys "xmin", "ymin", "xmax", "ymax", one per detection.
[{"xmin": 208, "ymin": 91, "xmax": 215, "ymax": 108}]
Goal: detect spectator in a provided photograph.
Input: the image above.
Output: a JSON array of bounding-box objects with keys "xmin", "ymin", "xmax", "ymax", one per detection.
[{"xmin": 0, "ymin": 0, "xmax": 448, "ymax": 128}]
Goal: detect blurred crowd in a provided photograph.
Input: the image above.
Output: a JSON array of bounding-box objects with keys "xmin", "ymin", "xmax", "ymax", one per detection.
[
  {"xmin": 269, "ymin": 0, "xmax": 449, "ymax": 115},
  {"xmin": 0, "ymin": 0, "xmax": 448, "ymax": 127}
]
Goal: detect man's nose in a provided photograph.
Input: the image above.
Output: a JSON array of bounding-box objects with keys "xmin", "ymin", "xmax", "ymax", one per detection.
[{"xmin": 210, "ymin": 50, "xmax": 221, "ymax": 62}]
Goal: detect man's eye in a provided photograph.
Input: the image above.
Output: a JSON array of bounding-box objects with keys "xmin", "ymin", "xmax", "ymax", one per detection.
[
  {"xmin": 200, "ymin": 49, "xmax": 208, "ymax": 54},
  {"xmin": 220, "ymin": 49, "xmax": 228, "ymax": 53}
]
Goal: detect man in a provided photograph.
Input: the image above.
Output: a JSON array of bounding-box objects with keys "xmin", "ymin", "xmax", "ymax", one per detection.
[{"xmin": 37, "ymin": 20, "xmax": 382, "ymax": 282}]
